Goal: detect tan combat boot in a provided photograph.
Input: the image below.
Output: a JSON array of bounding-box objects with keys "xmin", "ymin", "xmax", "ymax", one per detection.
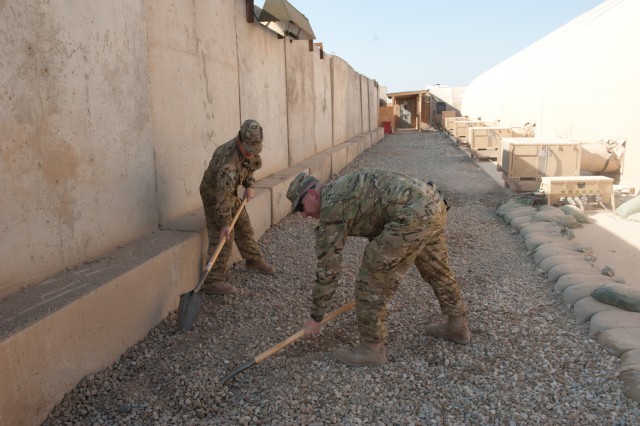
[
  {"xmin": 334, "ymin": 342, "xmax": 388, "ymax": 366},
  {"xmin": 246, "ymin": 259, "xmax": 276, "ymax": 275},
  {"xmin": 203, "ymin": 280, "xmax": 238, "ymax": 295},
  {"xmin": 426, "ymin": 315, "xmax": 471, "ymax": 344}
]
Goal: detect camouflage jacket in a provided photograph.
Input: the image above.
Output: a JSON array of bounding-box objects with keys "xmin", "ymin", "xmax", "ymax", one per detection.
[
  {"xmin": 311, "ymin": 168, "xmax": 441, "ymax": 318},
  {"xmin": 200, "ymin": 137, "xmax": 262, "ymax": 226}
]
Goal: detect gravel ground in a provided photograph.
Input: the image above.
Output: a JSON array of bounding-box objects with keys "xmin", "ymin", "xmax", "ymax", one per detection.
[{"xmin": 44, "ymin": 130, "xmax": 640, "ymax": 425}]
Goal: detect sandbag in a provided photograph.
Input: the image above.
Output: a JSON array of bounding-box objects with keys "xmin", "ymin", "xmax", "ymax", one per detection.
[
  {"xmin": 626, "ymin": 212, "xmax": 640, "ymax": 223},
  {"xmin": 547, "ymin": 263, "xmax": 600, "ymax": 283},
  {"xmin": 519, "ymin": 222, "xmax": 561, "ymax": 239},
  {"xmin": 539, "ymin": 255, "xmax": 591, "ymax": 272},
  {"xmin": 596, "ymin": 328, "xmax": 640, "ymax": 357},
  {"xmin": 550, "ymin": 215, "xmax": 581, "ymax": 229},
  {"xmin": 589, "ymin": 310, "xmax": 640, "ymax": 338},
  {"xmin": 533, "ymin": 247, "xmax": 584, "ymax": 265},
  {"xmin": 559, "ymin": 205, "xmax": 596, "ymax": 224},
  {"xmin": 533, "ymin": 209, "xmax": 566, "ymax": 221},
  {"xmin": 619, "ymin": 369, "xmax": 640, "ymax": 402},
  {"xmin": 615, "ymin": 195, "xmax": 640, "ymax": 219},
  {"xmin": 510, "ymin": 215, "xmax": 534, "ymax": 230},
  {"xmin": 496, "ymin": 202, "xmax": 533, "ymax": 217},
  {"xmin": 503, "ymin": 207, "xmax": 537, "ymax": 224},
  {"xmin": 534, "ymin": 241, "xmax": 586, "ymax": 253},
  {"xmin": 554, "ymin": 273, "xmax": 612, "ymax": 293},
  {"xmin": 573, "ymin": 296, "xmax": 621, "ymax": 324},
  {"xmin": 562, "ymin": 282, "xmax": 606, "ymax": 307},
  {"xmin": 591, "ymin": 283, "xmax": 640, "ymax": 313},
  {"xmin": 524, "ymin": 234, "xmax": 567, "ymax": 251}
]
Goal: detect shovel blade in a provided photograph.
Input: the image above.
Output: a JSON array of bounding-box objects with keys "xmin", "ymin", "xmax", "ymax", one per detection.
[{"xmin": 177, "ymin": 291, "xmax": 203, "ymax": 331}]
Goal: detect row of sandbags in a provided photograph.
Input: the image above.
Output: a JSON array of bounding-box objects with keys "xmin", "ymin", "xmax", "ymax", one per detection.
[
  {"xmin": 615, "ymin": 194, "xmax": 640, "ymax": 222},
  {"xmin": 496, "ymin": 198, "xmax": 640, "ymax": 402}
]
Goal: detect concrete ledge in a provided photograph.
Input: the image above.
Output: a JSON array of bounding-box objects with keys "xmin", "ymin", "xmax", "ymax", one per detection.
[
  {"xmin": 296, "ymin": 153, "xmax": 332, "ymax": 182},
  {"xmin": 255, "ymin": 171, "xmax": 308, "ymax": 225},
  {"xmin": 327, "ymin": 144, "xmax": 349, "ymax": 175},
  {"xmin": 353, "ymin": 135, "xmax": 365, "ymax": 155},
  {"xmin": 0, "ymin": 230, "xmax": 200, "ymax": 426},
  {"xmin": 373, "ymin": 128, "xmax": 379, "ymax": 141},
  {"xmin": 363, "ymin": 132, "xmax": 371, "ymax": 150},
  {"xmin": 345, "ymin": 140, "xmax": 358, "ymax": 164}
]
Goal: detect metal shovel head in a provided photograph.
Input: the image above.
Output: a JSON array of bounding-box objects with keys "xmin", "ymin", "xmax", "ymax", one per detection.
[{"xmin": 177, "ymin": 290, "xmax": 203, "ymax": 331}]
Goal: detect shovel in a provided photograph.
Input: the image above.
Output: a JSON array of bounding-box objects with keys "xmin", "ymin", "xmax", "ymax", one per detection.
[
  {"xmin": 221, "ymin": 300, "xmax": 356, "ymax": 385},
  {"xmin": 176, "ymin": 198, "xmax": 248, "ymax": 331}
]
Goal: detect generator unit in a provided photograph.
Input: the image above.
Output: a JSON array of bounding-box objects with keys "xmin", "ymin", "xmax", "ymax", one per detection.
[
  {"xmin": 444, "ymin": 116, "xmax": 469, "ymax": 134},
  {"xmin": 468, "ymin": 126, "xmax": 512, "ymax": 158},
  {"xmin": 453, "ymin": 120, "xmax": 492, "ymax": 140},
  {"xmin": 493, "ymin": 124, "xmax": 536, "ymax": 170},
  {"xmin": 501, "ymin": 138, "xmax": 582, "ymax": 191},
  {"xmin": 540, "ymin": 176, "xmax": 615, "ymax": 209}
]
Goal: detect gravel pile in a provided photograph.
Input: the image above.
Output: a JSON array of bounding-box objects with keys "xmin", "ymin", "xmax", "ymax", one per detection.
[{"xmin": 44, "ymin": 130, "xmax": 640, "ymax": 425}]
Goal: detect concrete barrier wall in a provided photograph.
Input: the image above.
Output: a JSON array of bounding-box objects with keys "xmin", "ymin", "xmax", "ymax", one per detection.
[
  {"xmin": 0, "ymin": 1, "xmax": 157, "ymax": 299},
  {"xmin": 0, "ymin": 0, "xmax": 380, "ymax": 297},
  {"xmin": 0, "ymin": 2, "xmax": 382, "ymax": 421},
  {"xmin": 360, "ymin": 75, "xmax": 370, "ymax": 133},
  {"xmin": 286, "ymin": 39, "xmax": 316, "ymax": 165},
  {"xmin": 313, "ymin": 47, "xmax": 333, "ymax": 154},
  {"xmin": 146, "ymin": 0, "xmax": 241, "ymax": 223}
]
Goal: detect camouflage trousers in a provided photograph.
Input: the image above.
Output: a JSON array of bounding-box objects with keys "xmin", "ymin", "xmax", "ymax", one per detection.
[
  {"xmin": 355, "ymin": 201, "xmax": 468, "ymax": 344},
  {"xmin": 201, "ymin": 195, "xmax": 262, "ymax": 282}
]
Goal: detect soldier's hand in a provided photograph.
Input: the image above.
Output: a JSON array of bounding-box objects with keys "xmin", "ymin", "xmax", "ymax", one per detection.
[
  {"xmin": 243, "ymin": 187, "xmax": 255, "ymax": 201},
  {"xmin": 219, "ymin": 226, "xmax": 231, "ymax": 241},
  {"xmin": 303, "ymin": 317, "xmax": 322, "ymax": 337}
]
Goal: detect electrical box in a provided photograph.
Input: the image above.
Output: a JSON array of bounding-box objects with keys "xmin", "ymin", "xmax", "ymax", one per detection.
[
  {"xmin": 501, "ymin": 138, "xmax": 582, "ymax": 183},
  {"xmin": 540, "ymin": 176, "xmax": 615, "ymax": 209}
]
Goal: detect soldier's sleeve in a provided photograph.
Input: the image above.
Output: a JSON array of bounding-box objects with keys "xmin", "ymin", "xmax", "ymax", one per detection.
[
  {"xmin": 216, "ymin": 164, "xmax": 239, "ymax": 226},
  {"xmin": 242, "ymin": 155, "xmax": 262, "ymax": 188},
  {"xmin": 310, "ymin": 221, "xmax": 349, "ymax": 319}
]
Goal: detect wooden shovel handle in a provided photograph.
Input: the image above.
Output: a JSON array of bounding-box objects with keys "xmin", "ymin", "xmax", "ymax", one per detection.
[
  {"xmin": 221, "ymin": 300, "xmax": 356, "ymax": 385},
  {"xmin": 194, "ymin": 197, "xmax": 248, "ymax": 293},
  {"xmin": 254, "ymin": 300, "xmax": 356, "ymax": 364}
]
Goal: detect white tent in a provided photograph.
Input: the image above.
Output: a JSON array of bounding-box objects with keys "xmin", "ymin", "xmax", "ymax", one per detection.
[{"xmin": 462, "ymin": 0, "xmax": 640, "ymax": 189}]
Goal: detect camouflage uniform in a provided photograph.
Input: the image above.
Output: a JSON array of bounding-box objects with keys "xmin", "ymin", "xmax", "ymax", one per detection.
[
  {"xmin": 199, "ymin": 137, "xmax": 263, "ymax": 282},
  {"xmin": 310, "ymin": 169, "xmax": 468, "ymax": 344}
]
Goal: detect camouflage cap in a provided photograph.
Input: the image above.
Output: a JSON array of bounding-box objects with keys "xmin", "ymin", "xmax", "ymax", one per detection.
[
  {"xmin": 240, "ymin": 119, "xmax": 263, "ymax": 154},
  {"xmin": 287, "ymin": 172, "xmax": 318, "ymax": 212}
]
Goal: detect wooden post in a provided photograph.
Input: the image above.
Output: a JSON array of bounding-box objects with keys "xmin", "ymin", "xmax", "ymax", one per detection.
[{"xmin": 246, "ymin": 0, "xmax": 254, "ymax": 23}]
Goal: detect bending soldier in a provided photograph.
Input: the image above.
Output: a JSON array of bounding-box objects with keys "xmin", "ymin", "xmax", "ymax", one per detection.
[{"xmin": 286, "ymin": 168, "xmax": 470, "ymax": 366}]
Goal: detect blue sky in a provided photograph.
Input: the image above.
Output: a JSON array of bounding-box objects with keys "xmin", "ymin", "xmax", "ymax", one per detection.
[{"xmin": 281, "ymin": 0, "xmax": 605, "ymax": 93}]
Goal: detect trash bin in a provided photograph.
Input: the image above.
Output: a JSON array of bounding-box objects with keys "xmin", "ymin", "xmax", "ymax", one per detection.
[{"xmin": 383, "ymin": 121, "xmax": 391, "ymax": 134}]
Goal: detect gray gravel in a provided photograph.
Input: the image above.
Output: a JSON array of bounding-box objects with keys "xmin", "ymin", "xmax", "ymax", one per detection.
[{"xmin": 44, "ymin": 131, "xmax": 640, "ymax": 425}]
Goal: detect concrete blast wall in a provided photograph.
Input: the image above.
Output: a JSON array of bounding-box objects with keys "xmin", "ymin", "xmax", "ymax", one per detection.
[
  {"xmin": 0, "ymin": 0, "xmax": 158, "ymax": 298},
  {"xmin": 461, "ymin": 0, "xmax": 640, "ymax": 189},
  {"xmin": 0, "ymin": 1, "xmax": 381, "ymax": 424},
  {"xmin": 0, "ymin": 0, "xmax": 380, "ymax": 298}
]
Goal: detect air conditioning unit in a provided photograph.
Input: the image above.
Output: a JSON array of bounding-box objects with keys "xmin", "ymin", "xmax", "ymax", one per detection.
[
  {"xmin": 501, "ymin": 138, "xmax": 582, "ymax": 190},
  {"xmin": 539, "ymin": 176, "xmax": 615, "ymax": 209}
]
